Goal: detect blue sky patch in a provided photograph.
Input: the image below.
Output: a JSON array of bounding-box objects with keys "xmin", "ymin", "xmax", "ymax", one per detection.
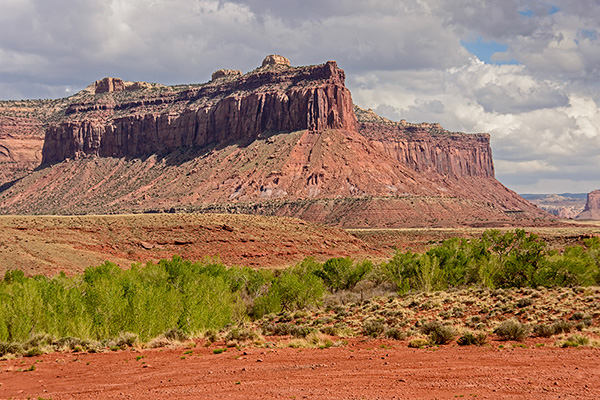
[
  {"xmin": 461, "ymin": 37, "xmax": 519, "ymax": 65},
  {"xmin": 548, "ymin": 5, "xmax": 560, "ymax": 15},
  {"xmin": 519, "ymin": 4, "xmax": 559, "ymax": 18},
  {"xmin": 580, "ymin": 29, "xmax": 598, "ymax": 40},
  {"xmin": 518, "ymin": 9, "xmax": 534, "ymax": 17}
]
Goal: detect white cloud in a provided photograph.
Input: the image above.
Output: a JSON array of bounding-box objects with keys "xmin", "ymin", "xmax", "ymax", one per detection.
[{"xmin": 349, "ymin": 57, "xmax": 600, "ymax": 193}]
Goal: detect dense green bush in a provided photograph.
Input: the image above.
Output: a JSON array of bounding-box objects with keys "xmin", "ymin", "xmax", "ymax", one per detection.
[
  {"xmin": 419, "ymin": 321, "xmax": 455, "ymax": 345},
  {"xmin": 0, "ymin": 257, "xmax": 245, "ymax": 342},
  {"xmin": 251, "ymin": 267, "xmax": 325, "ymax": 318},
  {"xmin": 314, "ymin": 257, "xmax": 373, "ymax": 292},
  {"xmin": 383, "ymin": 230, "xmax": 600, "ymax": 292},
  {"xmin": 494, "ymin": 319, "xmax": 529, "ymax": 341}
]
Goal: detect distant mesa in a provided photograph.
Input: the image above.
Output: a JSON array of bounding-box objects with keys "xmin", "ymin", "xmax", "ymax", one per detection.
[
  {"xmin": 576, "ymin": 190, "xmax": 600, "ymax": 220},
  {"xmin": 522, "ymin": 193, "xmax": 586, "ymax": 219}
]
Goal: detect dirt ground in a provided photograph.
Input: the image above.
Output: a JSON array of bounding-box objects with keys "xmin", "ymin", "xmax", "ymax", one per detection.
[
  {"xmin": 0, "ymin": 213, "xmax": 382, "ymax": 277},
  {"xmin": 1, "ymin": 338, "xmax": 598, "ymax": 400},
  {"xmin": 1, "ymin": 214, "xmax": 600, "ymax": 399},
  {"xmin": 1, "ymin": 213, "xmax": 598, "ymax": 278}
]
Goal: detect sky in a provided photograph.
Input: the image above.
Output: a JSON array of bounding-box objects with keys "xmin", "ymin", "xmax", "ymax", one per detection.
[{"xmin": 1, "ymin": 0, "xmax": 599, "ymax": 194}]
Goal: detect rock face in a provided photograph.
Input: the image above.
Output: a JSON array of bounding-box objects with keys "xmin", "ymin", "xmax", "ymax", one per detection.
[
  {"xmin": 356, "ymin": 108, "xmax": 493, "ymax": 178},
  {"xmin": 262, "ymin": 54, "xmax": 291, "ymax": 67},
  {"xmin": 42, "ymin": 56, "xmax": 356, "ymax": 164},
  {"xmin": 0, "ymin": 99, "xmax": 63, "ymax": 185},
  {"xmin": 95, "ymin": 77, "xmax": 126, "ymax": 93},
  {"xmin": 0, "ymin": 55, "xmax": 551, "ymax": 226},
  {"xmin": 577, "ymin": 190, "xmax": 600, "ymax": 220},
  {"xmin": 211, "ymin": 69, "xmax": 242, "ymax": 81}
]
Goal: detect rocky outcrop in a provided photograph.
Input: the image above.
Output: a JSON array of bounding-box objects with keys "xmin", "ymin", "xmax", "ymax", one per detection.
[
  {"xmin": 0, "ymin": 99, "xmax": 63, "ymax": 185},
  {"xmin": 262, "ymin": 54, "xmax": 291, "ymax": 67},
  {"xmin": 577, "ymin": 190, "xmax": 600, "ymax": 220},
  {"xmin": 94, "ymin": 77, "xmax": 155, "ymax": 94},
  {"xmin": 211, "ymin": 69, "xmax": 242, "ymax": 81},
  {"xmin": 359, "ymin": 122, "xmax": 493, "ymax": 179},
  {"xmin": 42, "ymin": 56, "xmax": 357, "ymax": 164},
  {"xmin": 95, "ymin": 77, "xmax": 126, "ymax": 93}
]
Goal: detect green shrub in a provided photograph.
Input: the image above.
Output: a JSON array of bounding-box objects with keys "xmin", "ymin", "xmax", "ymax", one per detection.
[
  {"xmin": 163, "ymin": 328, "xmax": 189, "ymax": 342},
  {"xmin": 362, "ymin": 318, "xmax": 385, "ymax": 338},
  {"xmin": 315, "ymin": 258, "xmax": 373, "ymax": 292},
  {"xmin": 408, "ymin": 338, "xmax": 429, "ymax": 348},
  {"xmin": 380, "ymin": 229, "xmax": 590, "ymax": 292},
  {"xmin": 559, "ymin": 334, "xmax": 590, "ymax": 348},
  {"xmin": 385, "ymin": 327, "xmax": 406, "ymax": 340},
  {"xmin": 494, "ymin": 320, "xmax": 529, "ymax": 341},
  {"xmin": 226, "ymin": 327, "xmax": 258, "ymax": 342},
  {"xmin": 488, "ymin": 230, "xmax": 546, "ymax": 288},
  {"xmin": 274, "ymin": 272, "xmax": 324, "ymax": 311},
  {"xmin": 0, "ymin": 342, "xmax": 24, "ymax": 356},
  {"xmin": 419, "ymin": 321, "xmax": 455, "ymax": 345},
  {"xmin": 552, "ymin": 320, "xmax": 573, "ymax": 334},
  {"xmin": 252, "ymin": 269, "xmax": 325, "ymax": 318},
  {"xmin": 532, "ymin": 324, "xmax": 555, "ymax": 338},
  {"xmin": 516, "ymin": 297, "xmax": 533, "ymax": 308},
  {"xmin": 55, "ymin": 336, "xmax": 93, "ymax": 352},
  {"xmin": 24, "ymin": 347, "xmax": 44, "ymax": 357},
  {"xmin": 320, "ymin": 325, "xmax": 337, "ymax": 335},
  {"xmin": 457, "ymin": 331, "xmax": 487, "ymax": 346},
  {"xmin": 25, "ymin": 333, "xmax": 54, "ymax": 349},
  {"xmin": 261, "ymin": 322, "xmax": 315, "ymax": 338},
  {"xmin": 113, "ymin": 332, "xmax": 139, "ymax": 348}
]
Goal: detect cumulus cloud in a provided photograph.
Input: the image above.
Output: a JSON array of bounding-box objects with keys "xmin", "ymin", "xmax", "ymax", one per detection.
[
  {"xmin": 0, "ymin": 0, "xmax": 598, "ymax": 193},
  {"xmin": 349, "ymin": 56, "xmax": 600, "ymax": 193}
]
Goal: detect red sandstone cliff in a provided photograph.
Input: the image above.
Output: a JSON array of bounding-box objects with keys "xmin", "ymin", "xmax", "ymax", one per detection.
[
  {"xmin": 577, "ymin": 190, "xmax": 600, "ymax": 220},
  {"xmin": 42, "ymin": 57, "xmax": 356, "ymax": 164},
  {"xmin": 355, "ymin": 107, "xmax": 493, "ymax": 179},
  {"xmin": 0, "ymin": 100, "xmax": 56, "ymax": 185},
  {"xmin": 0, "ymin": 55, "xmax": 550, "ymax": 226}
]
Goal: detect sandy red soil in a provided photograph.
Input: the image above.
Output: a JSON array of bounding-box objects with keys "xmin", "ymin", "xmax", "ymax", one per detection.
[{"xmin": 1, "ymin": 339, "xmax": 599, "ymax": 400}]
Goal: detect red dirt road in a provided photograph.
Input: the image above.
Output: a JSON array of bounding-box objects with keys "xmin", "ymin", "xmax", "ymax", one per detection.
[{"xmin": 2, "ymin": 339, "xmax": 599, "ymax": 399}]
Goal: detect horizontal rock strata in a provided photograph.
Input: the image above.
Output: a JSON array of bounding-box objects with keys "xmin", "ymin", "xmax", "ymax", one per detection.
[
  {"xmin": 0, "ymin": 55, "xmax": 552, "ymax": 226},
  {"xmin": 42, "ymin": 57, "xmax": 356, "ymax": 164}
]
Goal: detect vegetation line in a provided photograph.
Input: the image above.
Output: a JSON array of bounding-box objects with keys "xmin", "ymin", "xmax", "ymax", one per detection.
[{"xmin": 0, "ymin": 229, "xmax": 598, "ymax": 355}]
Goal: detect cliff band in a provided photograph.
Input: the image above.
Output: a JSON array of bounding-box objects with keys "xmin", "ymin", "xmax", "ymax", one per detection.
[
  {"xmin": 42, "ymin": 59, "xmax": 355, "ymax": 163},
  {"xmin": 0, "ymin": 55, "xmax": 549, "ymax": 227}
]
